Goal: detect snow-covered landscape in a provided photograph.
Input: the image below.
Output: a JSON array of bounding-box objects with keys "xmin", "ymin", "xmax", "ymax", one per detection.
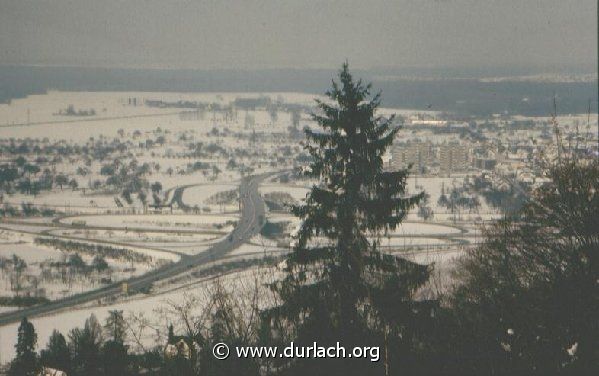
[
  {"xmin": 1, "ymin": 1, "xmax": 597, "ymax": 374},
  {"xmin": 1, "ymin": 88, "xmax": 594, "ymax": 366},
  {"xmin": 0, "ymin": 89, "xmax": 486, "ymax": 362}
]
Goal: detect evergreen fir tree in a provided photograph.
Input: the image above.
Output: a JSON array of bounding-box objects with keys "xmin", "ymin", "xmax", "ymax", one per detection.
[
  {"xmin": 40, "ymin": 329, "xmax": 71, "ymax": 374},
  {"xmin": 104, "ymin": 310, "xmax": 126, "ymax": 343},
  {"xmin": 167, "ymin": 324, "xmax": 176, "ymax": 345},
  {"xmin": 9, "ymin": 317, "xmax": 39, "ymax": 376},
  {"xmin": 102, "ymin": 310, "xmax": 130, "ymax": 375},
  {"xmin": 102, "ymin": 339, "xmax": 130, "ymax": 376},
  {"xmin": 69, "ymin": 314, "xmax": 104, "ymax": 376},
  {"xmin": 265, "ymin": 63, "xmax": 430, "ymax": 375}
]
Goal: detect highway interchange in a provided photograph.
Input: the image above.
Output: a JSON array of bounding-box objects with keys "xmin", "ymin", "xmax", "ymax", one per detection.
[{"xmin": 0, "ymin": 173, "xmax": 268, "ymax": 326}]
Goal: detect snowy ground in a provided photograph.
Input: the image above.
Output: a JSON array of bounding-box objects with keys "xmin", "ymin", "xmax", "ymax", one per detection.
[
  {"xmin": 0, "ymin": 89, "xmax": 565, "ymax": 364},
  {"xmin": 0, "ymin": 231, "xmax": 63, "ymax": 263},
  {"xmin": 404, "ymin": 176, "xmax": 502, "ymax": 222},
  {"xmin": 0, "ymin": 227, "xmax": 179, "ymax": 293},
  {"xmin": 181, "ymin": 183, "xmax": 239, "ymax": 213},
  {"xmin": 0, "ymin": 266, "xmax": 280, "ymax": 361}
]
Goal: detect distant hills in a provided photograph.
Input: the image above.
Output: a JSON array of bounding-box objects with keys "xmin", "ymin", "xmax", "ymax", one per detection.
[{"xmin": 1, "ymin": 65, "xmax": 596, "ymax": 116}]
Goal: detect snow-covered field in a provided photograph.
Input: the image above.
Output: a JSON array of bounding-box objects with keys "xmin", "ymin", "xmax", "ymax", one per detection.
[
  {"xmin": 181, "ymin": 183, "xmax": 239, "ymax": 212},
  {"xmin": 404, "ymin": 176, "xmax": 501, "ymax": 222},
  {"xmin": 0, "ymin": 239, "xmax": 63, "ymax": 263},
  {"xmin": 0, "ymin": 234, "xmax": 178, "ymax": 311},
  {"xmin": 0, "ymin": 91, "xmax": 318, "ymax": 141}
]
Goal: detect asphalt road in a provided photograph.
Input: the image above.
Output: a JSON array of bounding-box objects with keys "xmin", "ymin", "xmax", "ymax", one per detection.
[{"xmin": 0, "ymin": 173, "xmax": 268, "ymax": 326}]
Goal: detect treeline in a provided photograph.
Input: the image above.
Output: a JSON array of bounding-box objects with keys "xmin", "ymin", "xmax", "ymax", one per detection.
[
  {"xmin": 0, "ymin": 157, "xmax": 76, "ymax": 196},
  {"xmin": 472, "ymin": 175, "xmax": 527, "ymax": 213},
  {"xmin": 56, "ymin": 105, "xmax": 96, "ymax": 117},
  {"xmin": 8, "ymin": 312, "xmax": 143, "ymax": 376},
  {"xmin": 35, "ymin": 238, "xmax": 153, "ymax": 264},
  {"xmin": 0, "ymin": 296, "xmax": 49, "ymax": 307},
  {"xmin": 0, "ymin": 202, "xmax": 57, "ymax": 217}
]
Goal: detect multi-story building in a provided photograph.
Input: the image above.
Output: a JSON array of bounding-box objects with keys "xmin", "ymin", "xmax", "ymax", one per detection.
[
  {"xmin": 390, "ymin": 141, "xmax": 435, "ymax": 172},
  {"xmin": 439, "ymin": 142, "xmax": 469, "ymax": 175},
  {"xmin": 473, "ymin": 157, "xmax": 497, "ymax": 171}
]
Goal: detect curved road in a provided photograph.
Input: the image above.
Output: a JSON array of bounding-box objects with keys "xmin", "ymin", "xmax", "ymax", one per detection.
[{"xmin": 0, "ymin": 173, "xmax": 269, "ymax": 326}]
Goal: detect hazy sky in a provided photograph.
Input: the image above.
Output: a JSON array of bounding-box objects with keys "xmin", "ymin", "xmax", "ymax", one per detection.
[{"xmin": 0, "ymin": 0, "xmax": 596, "ymax": 72}]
